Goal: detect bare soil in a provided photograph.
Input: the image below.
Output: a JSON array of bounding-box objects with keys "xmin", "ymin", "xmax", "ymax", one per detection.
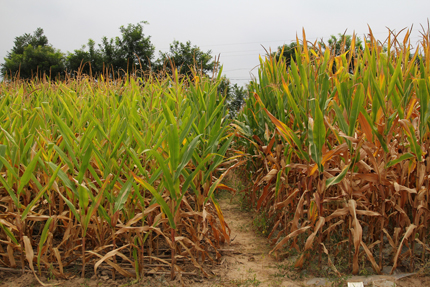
[{"xmin": 0, "ymin": 191, "xmax": 428, "ymax": 287}]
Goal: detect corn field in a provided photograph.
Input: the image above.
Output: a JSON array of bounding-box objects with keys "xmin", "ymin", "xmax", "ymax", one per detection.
[
  {"xmin": 235, "ymin": 27, "xmax": 430, "ymax": 275},
  {"xmin": 3, "ymin": 25, "xmax": 430, "ymax": 284},
  {"xmin": 0, "ymin": 70, "xmax": 239, "ymax": 282}
]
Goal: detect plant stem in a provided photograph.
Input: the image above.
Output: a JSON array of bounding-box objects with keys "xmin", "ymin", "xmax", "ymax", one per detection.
[
  {"xmin": 82, "ymin": 236, "xmax": 86, "ymax": 278},
  {"xmin": 171, "ymin": 228, "xmax": 176, "ymax": 280}
]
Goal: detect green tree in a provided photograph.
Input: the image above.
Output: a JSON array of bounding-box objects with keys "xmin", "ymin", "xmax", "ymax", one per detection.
[
  {"xmin": 99, "ymin": 22, "xmax": 155, "ymax": 76},
  {"xmin": 217, "ymin": 76, "xmax": 247, "ymax": 118},
  {"xmin": 228, "ymin": 84, "xmax": 247, "ymax": 118},
  {"xmin": 156, "ymin": 40, "xmax": 215, "ymax": 77},
  {"xmin": 1, "ymin": 28, "xmax": 65, "ymax": 79},
  {"xmin": 8, "ymin": 28, "xmax": 48, "ymax": 56},
  {"xmin": 66, "ymin": 39, "xmax": 104, "ymax": 76}
]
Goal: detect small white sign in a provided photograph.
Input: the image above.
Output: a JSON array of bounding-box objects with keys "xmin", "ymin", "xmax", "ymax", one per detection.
[{"xmin": 347, "ymin": 283, "xmax": 364, "ymax": 287}]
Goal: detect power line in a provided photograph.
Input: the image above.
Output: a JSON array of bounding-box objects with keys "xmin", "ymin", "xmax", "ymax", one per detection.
[
  {"xmin": 158, "ymin": 40, "xmax": 286, "ymax": 51},
  {"xmin": 220, "ymin": 52, "xmax": 267, "ymax": 58},
  {"xmin": 213, "ymin": 49, "xmax": 265, "ymax": 54},
  {"xmin": 223, "ymin": 68, "xmax": 256, "ymax": 72},
  {"xmin": 200, "ymin": 39, "xmax": 287, "ymax": 48}
]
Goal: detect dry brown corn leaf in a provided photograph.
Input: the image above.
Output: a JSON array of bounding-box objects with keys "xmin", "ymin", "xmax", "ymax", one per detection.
[
  {"xmin": 382, "ymin": 229, "xmax": 396, "ymax": 249},
  {"xmin": 321, "ymin": 242, "xmax": 341, "ymax": 277},
  {"xmin": 24, "ymin": 236, "xmax": 57, "ymax": 286},
  {"xmin": 269, "ymin": 226, "xmax": 311, "ymax": 254},
  {"xmin": 7, "ymin": 244, "xmax": 16, "ymax": 268},
  {"xmin": 348, "ymin": 200, "xmax": 363, "ymax": 275},
  {"xmin": 325, "ymin": 207, "xmax": 348, "ymax": 222},
  {"xmin": 360, "ymin": 241, "xmax": 381, "ymax": 274},
  {"xmin": 304, "ymin": 217, "xmax": 325, "ymax": 251},
  {"xmin": 323, "ymin": 219, "xmax": 344, "ymax": 235},
  {"xmin": 415, "ymin": 237, "xmax": 430, "ymax": 253},
  {"xmin": 291, "ymin": 190, "xmax": 308, "ymax": 231},
  {"xmin": 309, "ymin": 143, "xmax": 348, "ymax": 176},
  {"xmin": 394, "ymin": 182, "xmax": 417, "ymax": 193},
  {"xmin": 355, "ymin": 210, "xmax": 382, "ymax": 217},
  {"xmin": 391, "ymin": 224, "xmax": 416, "ymax": 274},
  {"xmin": 89, "ymin": 249, "xmax": 134, "ymax": 277},
  {"xmin": 258, "ymin": 168, "xmax": 278, "ymax": 185},
  {"xmin": 274, "ymin": 188, "xmax": 300, "ymax": 209},
  {"xmin": 177, "ymin": 241, "xmax": 209, "ymax": 277}
]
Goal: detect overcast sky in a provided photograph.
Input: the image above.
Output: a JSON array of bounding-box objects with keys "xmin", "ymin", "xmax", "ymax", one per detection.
[{"xmin": 1, "ymin": 0, "xmax": 429, "ymax": 84}]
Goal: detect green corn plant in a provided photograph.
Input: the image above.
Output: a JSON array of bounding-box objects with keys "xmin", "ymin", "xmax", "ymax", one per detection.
[
  {"xmin": 133, "ymin": 106, "xmax": 214, "ymax": 279},
  {"xmin": 187, "ymin": 72, "xmax": 236, "ymax": 241},
  {"xmin": 0, "ymin": 64, "xmax": 238, "ymax": 283},
  {"xmin": 37, "ymin": 217, "xmax": 53, "ymax": 275}
]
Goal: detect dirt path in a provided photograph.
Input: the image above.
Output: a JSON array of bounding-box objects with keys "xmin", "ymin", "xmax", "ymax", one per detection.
[{"xmin": 198, "ymin": 194, "xmax": 303, "ymax": 287}]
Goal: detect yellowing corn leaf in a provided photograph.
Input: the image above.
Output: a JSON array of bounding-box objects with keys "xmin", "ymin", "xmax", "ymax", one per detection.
[
  {"xmin": 309, "ymin": 143, "xmax": 348, "ymax": 176},
  {"xmin": 308, "ymin": 201, "xmax": 319, "ymax": 225}
]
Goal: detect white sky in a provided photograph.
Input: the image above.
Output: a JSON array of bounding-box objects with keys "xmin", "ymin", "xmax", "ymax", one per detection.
[{"xmin": 1, "ymin": 0, "xmax": 429, "ymax": 85}]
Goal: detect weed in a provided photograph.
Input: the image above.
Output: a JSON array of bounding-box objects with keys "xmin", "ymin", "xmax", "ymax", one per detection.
[
  {"xmin": 417, "ymin": 260, "xmax": 430, "ymax": 276},
  {"xmin": 358, "ymin": 266, "xmax": 374, "ymax": 277},
  {"xmin": 47, "ymin": 264, "xmax": 56, "ymax": 281},
  {"xmin": 270, "ymin": 260, "xmax": 305, "ymax": 281},
  {"xmin": 231, "ymin": 274, "xmax": 261, "ymax": 286},
  {"xmin": 214, "ymin": 189, "xmax": 232, "ymax": 200},
  {"xmin": 253, "ymin": 212, "xmax": 270, "ymax": 236},
  {"xmin": 119, "ymin": 279, "xmax": 140, "ymax": 287},
  {"xmin": 252, "ymin": 213, "xmax": 266, "ymax": 234},
  {"xmin": 327, "ymin": 274, "xmax": 351, "ymax": 287}
]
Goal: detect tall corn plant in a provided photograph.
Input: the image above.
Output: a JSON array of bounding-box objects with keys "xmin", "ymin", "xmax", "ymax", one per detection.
[
  {"xmin": 235, "ymin": 27, "xmax": 430, "ymax": 275},
  {"xmin": 0, "ymin": 70, "xmax": 234, "ymax": 282},
  {"xmin": 132, "ymin": 69, "xmax": 236, "ymax": 278}
]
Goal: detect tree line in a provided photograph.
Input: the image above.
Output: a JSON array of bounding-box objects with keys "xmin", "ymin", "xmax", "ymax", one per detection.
[
  {"xmin": 1, "ymin": 22, "xmax": 215, "ymax": 79},
  {"xmin": 1, "ymin": 21, "xmax": 366, "ymax": 81},
  {"xmin": 1, "ymin": 21, "xmax": 365, "ymax": 81}
]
